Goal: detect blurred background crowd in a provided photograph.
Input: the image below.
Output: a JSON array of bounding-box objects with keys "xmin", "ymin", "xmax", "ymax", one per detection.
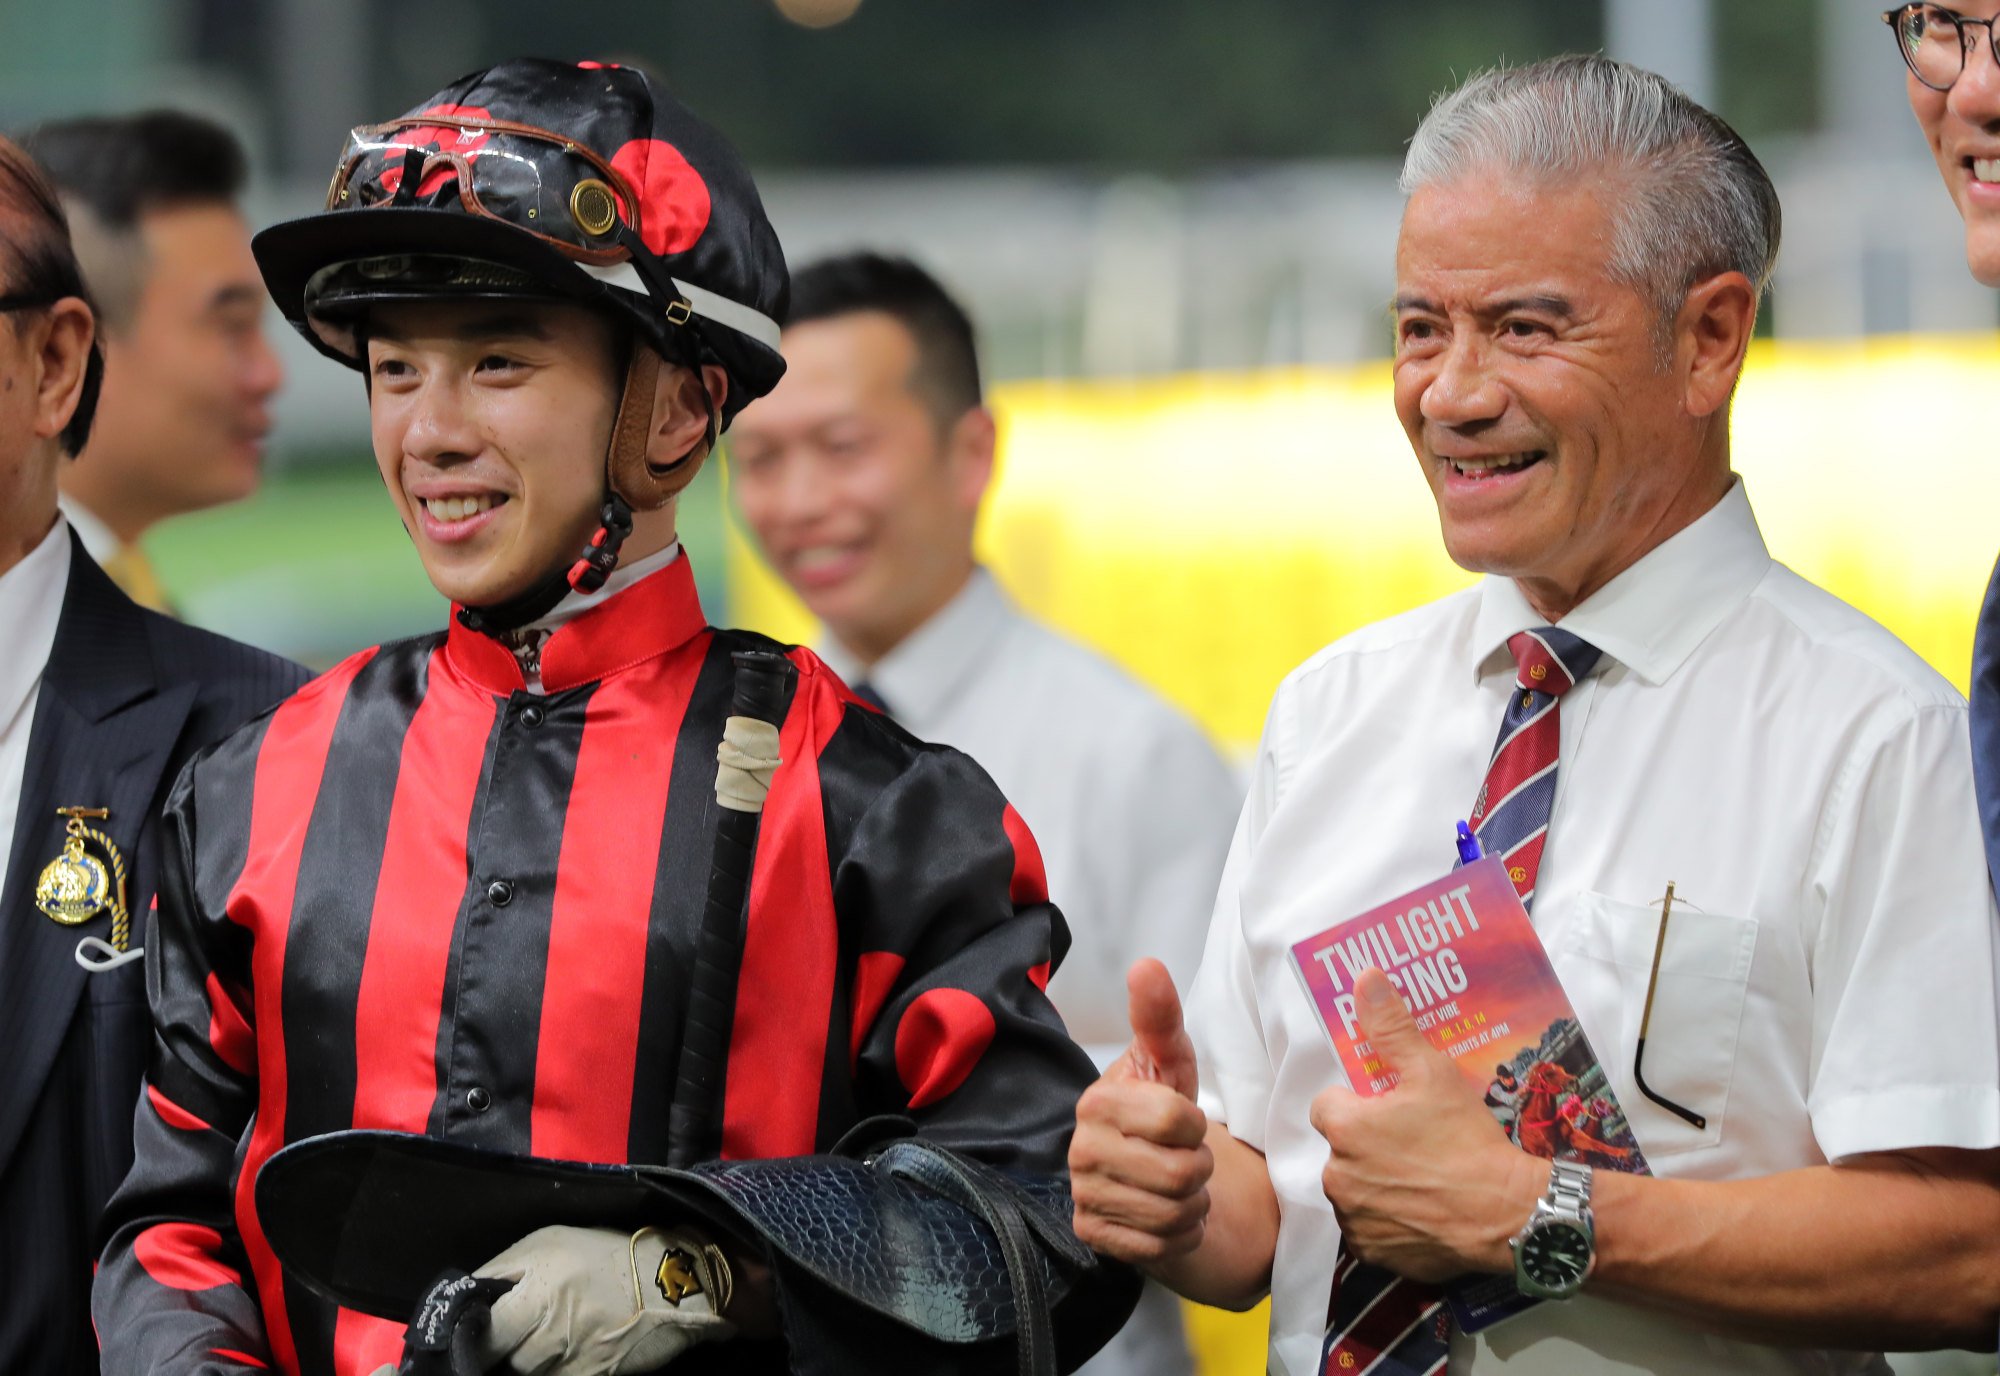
[
  {"xmin": 2, "ymin": 0, "xmax": 1990, "ymax": 763},
  {"xmin": 3, "ymin": 1, "xmax": 1993, "ymax": 1371}
]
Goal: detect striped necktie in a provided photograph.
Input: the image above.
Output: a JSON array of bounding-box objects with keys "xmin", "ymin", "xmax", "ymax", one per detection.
[
  {"xmin": 1319, "ymin": 626, "xmax": 1602, "ymax": 1376},
  {"xmin": 1469, "ymin": 627, "xmax": 1603, "ymax": 909}
]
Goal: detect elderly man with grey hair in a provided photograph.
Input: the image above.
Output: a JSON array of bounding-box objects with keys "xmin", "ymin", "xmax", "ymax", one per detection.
[{"xmin": 1069, "ymin": 53, "xmax": 2000, "ymax": 1376}]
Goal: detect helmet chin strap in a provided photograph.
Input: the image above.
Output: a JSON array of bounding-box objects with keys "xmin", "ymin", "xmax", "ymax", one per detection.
[{"xmin": 456, "ymin": 342, "xmax": 713, "ymax": 639}]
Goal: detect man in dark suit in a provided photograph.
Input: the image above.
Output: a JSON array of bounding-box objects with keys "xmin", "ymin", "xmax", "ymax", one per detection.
[
  {"xmin": 1980, "ymin": 575, "xmax": 1998, "ymax": 895},
  {"xmin": 0, "ymin": 134, "xmax": 306, "ymax": 1373}
]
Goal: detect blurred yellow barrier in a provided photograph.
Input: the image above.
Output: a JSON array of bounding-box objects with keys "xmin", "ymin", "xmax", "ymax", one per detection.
[
  {"xmin": 728, "ymin": 333, "xmax": 1998, "ymax": 760},
  {"xmin": 1183, "ymin": 1298, "xmax": 1271, "ymax": 1376}
]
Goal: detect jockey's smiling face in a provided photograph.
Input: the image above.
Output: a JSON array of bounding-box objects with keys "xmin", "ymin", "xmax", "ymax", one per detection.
[{"xmin": 365, "ymin": 299, "xmax": 621, "ymax": 609}]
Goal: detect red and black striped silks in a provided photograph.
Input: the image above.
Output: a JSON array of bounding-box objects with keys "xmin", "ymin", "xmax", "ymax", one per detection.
[{"xmin": 92, "ymin": 557, "xmax": 1089, "ymax": 1376}]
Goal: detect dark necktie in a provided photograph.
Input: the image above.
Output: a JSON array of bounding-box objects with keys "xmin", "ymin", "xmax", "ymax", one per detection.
[{"xmin": 851, "ymin": 680, "xmax": 891, "ymax": 717}]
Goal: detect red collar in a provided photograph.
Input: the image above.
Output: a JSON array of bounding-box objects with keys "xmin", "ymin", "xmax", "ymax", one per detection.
[{"xmin": 445, "ymin": 555, "xmax": 709, "ymax": 695}]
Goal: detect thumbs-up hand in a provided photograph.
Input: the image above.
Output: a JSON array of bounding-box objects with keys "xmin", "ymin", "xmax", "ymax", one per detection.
[
  {"xmin": 1070, "ymin": 960, "xmax": 1214, "ymax": 1267},
  {"xmin": 1120, "ymin": 956, "xmax": 1201, "ymax": 1098},
  {"xmin": 1309, "ymin": 969, "xmax": 1542, "ymax": 1283}
]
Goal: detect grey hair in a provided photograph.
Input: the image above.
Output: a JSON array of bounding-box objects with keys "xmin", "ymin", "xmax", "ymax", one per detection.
[{"xmin": 1401, "ymin": 54, "xmax": 1780, "ymax": 330}]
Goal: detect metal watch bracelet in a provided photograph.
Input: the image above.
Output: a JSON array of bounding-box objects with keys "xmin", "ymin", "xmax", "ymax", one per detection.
[{"xmin": 1546, "ymin": 1159, "xmax": 1592, "ymax": 1220}]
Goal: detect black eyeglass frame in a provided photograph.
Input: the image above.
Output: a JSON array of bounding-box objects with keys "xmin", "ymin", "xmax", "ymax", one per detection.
[
  {"xmin": 0, "ymin": 292, "xmax": 58, "ymax": 314},
  {"xmin": 1883, "ymin": 3, "xmax": 2000, "ymax": 92},
  {"xmin": 1633, "ymin": 881, "xmax": 1707, "ymax": 1131}
]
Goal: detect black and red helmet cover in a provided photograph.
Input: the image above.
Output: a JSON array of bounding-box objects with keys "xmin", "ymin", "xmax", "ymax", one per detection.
[{"xmin": 254, "ymin": 57, "xmax": 788, "ymax": 423}]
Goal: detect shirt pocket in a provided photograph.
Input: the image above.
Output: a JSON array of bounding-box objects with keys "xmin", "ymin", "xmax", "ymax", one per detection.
[{"xmin": 1558, "ymin": 892, "xmax": 1757, "ymax": 1158}]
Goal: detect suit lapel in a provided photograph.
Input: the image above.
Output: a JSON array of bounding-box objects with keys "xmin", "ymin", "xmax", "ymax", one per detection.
[
  {"xmin": 1972, "ymin": 553, "xmax": 2000, "ymax": 889},
  {"xmin": 0, "ymin": 541, "xmax": 195, "ymax": 1177}
]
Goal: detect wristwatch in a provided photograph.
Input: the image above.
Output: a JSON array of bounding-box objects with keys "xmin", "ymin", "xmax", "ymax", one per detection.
[{"xmin": 1510, "ymin": 1159, "xmax": 1595, "ymax": 1300}]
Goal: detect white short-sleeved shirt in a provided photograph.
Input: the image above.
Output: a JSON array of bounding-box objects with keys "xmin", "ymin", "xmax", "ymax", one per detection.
[
  {"xmin": 820, "ymin": 567, "xmax": 1243, "ymax": 1063},
  {"xmin": 1187, "ymin": 482, "xmax": 2000, "ymax": 1376},
  {"xmin": 821, "ymin": 568, "xmax": 1242, "ymax": 1376}
]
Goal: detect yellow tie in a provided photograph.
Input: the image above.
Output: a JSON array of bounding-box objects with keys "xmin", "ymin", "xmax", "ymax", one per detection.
[{"xmin": 100, "ymin": 544, "xmax": 175, "ymax": 616}]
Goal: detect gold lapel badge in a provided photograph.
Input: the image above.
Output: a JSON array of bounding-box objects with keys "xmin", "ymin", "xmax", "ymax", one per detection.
[{"xmin": 36, "ymin": 807, "xmax": 132, "ymax": 953}]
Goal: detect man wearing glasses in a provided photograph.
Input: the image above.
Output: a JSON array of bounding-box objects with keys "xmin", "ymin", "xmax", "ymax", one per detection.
[
  {"xmin": 1888, "ymin": 1, "xmax": 2000, "ymax": 927},
  {"xmin": 1071, "ymin": 55, "xmax": 2000, "ymax": 1375},
  {"xmin": 0, "ymin": 135, "xmax": 303, "ymax": 1374}
]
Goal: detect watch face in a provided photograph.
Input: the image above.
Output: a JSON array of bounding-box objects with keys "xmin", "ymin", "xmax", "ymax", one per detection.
[{"xmin": 1518, "ymin": 1220, "xmax": 1592, "ymax": 1290}]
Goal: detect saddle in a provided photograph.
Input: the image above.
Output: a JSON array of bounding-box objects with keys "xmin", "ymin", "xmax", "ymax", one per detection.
[{"xmin": 255, "ymin": 1122, "xmax": 1136, "ymax": 1376}]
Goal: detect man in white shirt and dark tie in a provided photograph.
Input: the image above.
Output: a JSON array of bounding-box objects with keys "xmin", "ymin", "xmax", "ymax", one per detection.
[
  {"xmin": 730, "ymin": 250, "xmax": 1241, "ymax": 1376},
  {"xmin": 1069, "ymin": 55, "xmax": 2000, "ymax": 1375}
]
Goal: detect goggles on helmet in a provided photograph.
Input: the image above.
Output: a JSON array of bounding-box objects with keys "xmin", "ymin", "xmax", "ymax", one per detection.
[{"xmin": 326, "ymin": 115, "xmax": 647, "ymax": 267}]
